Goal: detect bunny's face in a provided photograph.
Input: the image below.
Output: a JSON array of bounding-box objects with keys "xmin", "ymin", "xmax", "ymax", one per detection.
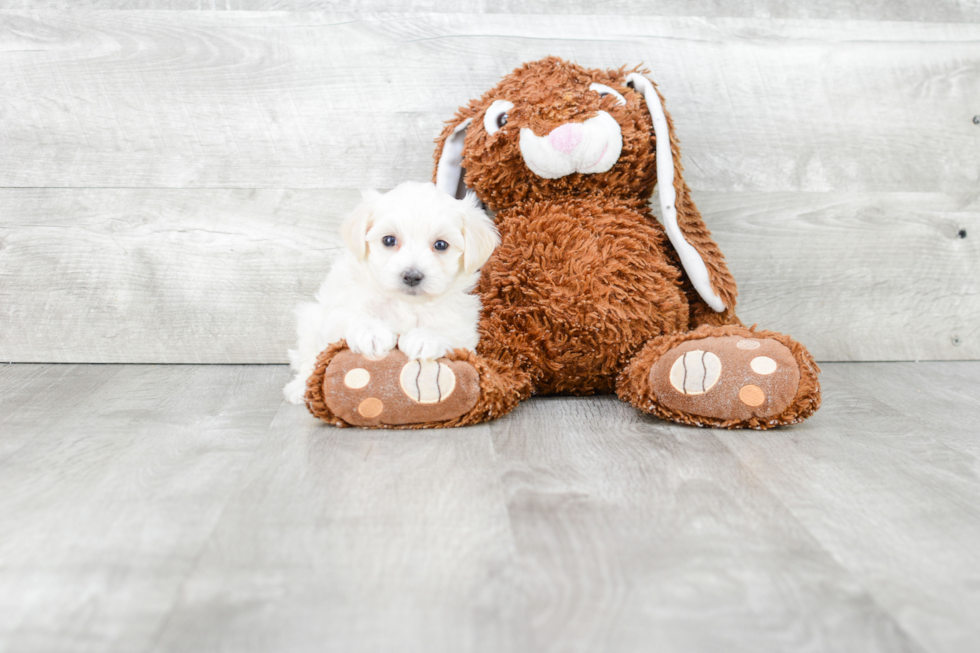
[
  {"xmin": 434, "ymin": 57, "xmax": 662, "ymax": 211},
  {"xmin": 434, "ymin": 57, "xmax": 731, "ymax": 313}
]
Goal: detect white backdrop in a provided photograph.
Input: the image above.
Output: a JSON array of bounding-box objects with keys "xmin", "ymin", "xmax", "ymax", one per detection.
[{"xmin": 1, "ymin": 4, "xmax": 977, "ymax": 362}]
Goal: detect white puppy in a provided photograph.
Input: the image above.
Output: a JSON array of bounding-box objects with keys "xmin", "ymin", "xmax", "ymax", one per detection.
[{"xmin": 283, "ymin": 181, "xmax": 499, "ymax": 404}]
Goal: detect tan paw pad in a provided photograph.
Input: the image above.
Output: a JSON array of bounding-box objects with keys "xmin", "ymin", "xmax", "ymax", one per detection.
[
  {"xmin": 344, "ymin": 368, "xmax": 371, "ymax": 389},
  {"xmin": 750, "ymin": 356, "xmax": 777, "ymax": 375},
  {"xmin": 739, "ymin": 385, "xmax": 765, "ymax": 407},
  {"xmin": 400, "ymin": 360, "xmax": 456, "ymax": 404},
  {"xmin": 357, "ymin": 397, "xmax": 384, "ymax": 418},
  {"xmin": 669, "ymin": 350, "xmax": 722, "ymax": 395}
]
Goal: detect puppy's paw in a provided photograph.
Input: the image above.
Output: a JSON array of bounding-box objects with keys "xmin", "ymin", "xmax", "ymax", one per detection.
[
  {"xmin": 347, "ymin": 323, "xmax": 398, "ymax": 360},
  {"xmin": 398, "ymin": 327, "xmax": 454, "ymax": 361},
  {"xmin": 283, "ymin": 376, "xmax": 308, "ymax": 405}
]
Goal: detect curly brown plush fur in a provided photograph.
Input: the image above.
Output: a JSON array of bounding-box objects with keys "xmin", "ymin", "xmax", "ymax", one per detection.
[
  {"xmin": 435, "ymin": 57, "xmax": 740, "ymax": 323},
  {"xmin": 307, "ymin": 56, "xmax": 820, "ymax": 429}
]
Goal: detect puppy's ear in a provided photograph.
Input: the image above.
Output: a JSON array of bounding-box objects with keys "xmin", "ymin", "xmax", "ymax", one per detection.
[
  {"xmin": 340, "ymin": 190, "xmax": 379, "ymax": 261},
  {"xmin": 459, "ymin": 191, "xmax": 499, "ymax": 274}
]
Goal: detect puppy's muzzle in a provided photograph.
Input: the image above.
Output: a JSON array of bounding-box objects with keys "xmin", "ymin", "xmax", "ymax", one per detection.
[{"xmin": 401, "ymin": 269, "xmax": 425, "ymax": 288}]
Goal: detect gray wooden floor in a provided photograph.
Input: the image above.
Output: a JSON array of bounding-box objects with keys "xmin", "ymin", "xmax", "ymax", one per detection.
[{"xmin": 2, "ymin": 361, "xmax": 979, "ymax": 653}]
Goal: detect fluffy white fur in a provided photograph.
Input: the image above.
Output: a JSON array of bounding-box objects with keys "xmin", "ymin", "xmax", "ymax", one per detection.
[{"xmin": 283, "ymin": 181, "xmax": 499, "ymax": 404}]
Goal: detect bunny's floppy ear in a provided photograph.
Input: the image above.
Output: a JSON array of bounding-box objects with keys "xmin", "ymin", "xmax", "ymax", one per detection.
[
  {"xmin": 434, "ymin": 117, "xmax": 473, "ymax": 199},
  {"xmin": 625, "ymin": 72, "xmax": 735, "ymax": 313}
]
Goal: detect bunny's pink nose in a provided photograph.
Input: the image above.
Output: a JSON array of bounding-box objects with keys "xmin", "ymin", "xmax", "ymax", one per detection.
[{"xmin": 548, "ymin": 123, "xmax": 584, "ymax": 154}]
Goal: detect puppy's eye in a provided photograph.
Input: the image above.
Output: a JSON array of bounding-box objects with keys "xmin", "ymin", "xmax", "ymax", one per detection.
[
  {"xmin": 588, "ymin": 83, "xmax": 626, "ymax": 107},
  {"xmin": 382, "ymin": 235, "xmax": 397, "ymax": 247},
  {"xmin": 433, "ymin": 240, "xmax": 449, "ymax": 251},
  {"xmin": 484, "ymin": 99, "xmax": 515, "ymax": 136}
]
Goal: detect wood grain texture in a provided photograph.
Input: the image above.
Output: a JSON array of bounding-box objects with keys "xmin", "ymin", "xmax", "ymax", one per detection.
[
  {"xmin": 0, "ymin": 364, "xmax": 121, "ymax": 460},
  {"xmin": 0, "ymin": 188, "xmax": 356, "ymax": 363},
  {"xmin": 0, "ymin": 364, "xmax": 288, "ymax": 653},
  {"xmin": 6, "ymin": 361, "xmax": 980, "ymax": 651},
  {"xmin": 700, "ymin": 191, "xmax": 980, "ymax": 362},
  {"xmin": 1, "ymin": 12, "xmax": 978, "ymax": 192},
  {"xmin": 717, "ymin": 360, "xmax": 980, "ymax": 652},
  {"xmin": 147, "ymin": 401, "xmax": 525, "ymax": 653},
  {"xmin": 1, "ymin": 10, "xmax": 977, "ymax": 363},
  {"xmin": 4, "ymin": 1, "xmax": 980, "ymax": 23},
  {"xmin": 1, "ymin": 188, "xmax": 976, "ymax": 363},
  {"xmin": 490, "ymin": 396, "xmax": 924, "ymax": 653}
]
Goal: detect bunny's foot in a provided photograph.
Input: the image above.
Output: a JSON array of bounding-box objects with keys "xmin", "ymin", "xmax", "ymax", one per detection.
[
  {"xmin": 618, "ymin": 325, "xmax": 821, "ymax": 429},
  {"xmin": 303, "ymin": 342, "xmax": 528, "ymax": 428}
]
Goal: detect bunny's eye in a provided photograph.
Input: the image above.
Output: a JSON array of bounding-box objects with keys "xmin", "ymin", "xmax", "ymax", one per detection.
[
  {"xmin": 484, "ymin": 99, "xmax": 515, "ymax": 136},
  {"xmin": 588, "ymin": 83, "xmax": 626, "ymax": 107}
]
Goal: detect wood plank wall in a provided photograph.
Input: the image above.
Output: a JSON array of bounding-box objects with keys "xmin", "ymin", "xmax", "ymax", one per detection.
[{"xmin": 1, "ymin": 4, "xmax": 978, "ymax": 363}]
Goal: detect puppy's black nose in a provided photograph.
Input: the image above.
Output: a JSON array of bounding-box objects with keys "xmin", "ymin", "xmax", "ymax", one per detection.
[{"xmin": 402, "ymin": 269, "xmax": 424, "ymax": 287}]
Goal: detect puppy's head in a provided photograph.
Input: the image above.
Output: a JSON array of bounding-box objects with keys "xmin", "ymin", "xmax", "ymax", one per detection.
[{"xmin": 340, "ymin": 181, "xmax": 499, "ymax": 301}]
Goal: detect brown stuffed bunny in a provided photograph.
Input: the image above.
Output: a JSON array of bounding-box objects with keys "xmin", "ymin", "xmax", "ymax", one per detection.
[{"xmin": 305, "ymin": 57, "xmax": 820, "ymax": 429}]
